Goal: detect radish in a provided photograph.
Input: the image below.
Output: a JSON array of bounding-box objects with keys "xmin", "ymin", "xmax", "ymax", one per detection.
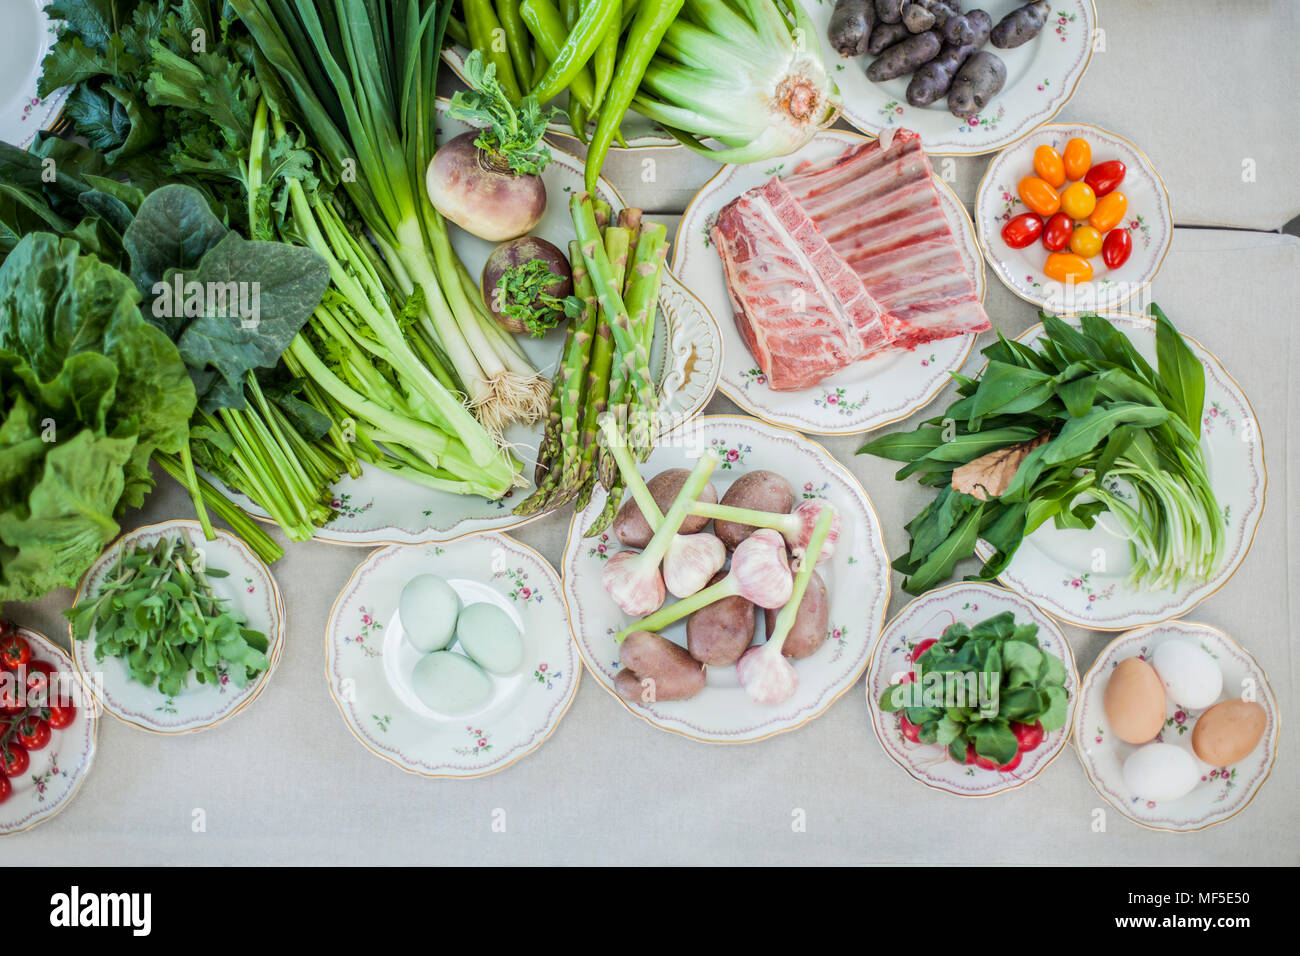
[
  {"xmin": 899, "ymin": 714, "xmax": 922, "ymax": 743},
  {"xmin": 1012, "ymin": 720, "xmax": 1045, "ymax": 752}
]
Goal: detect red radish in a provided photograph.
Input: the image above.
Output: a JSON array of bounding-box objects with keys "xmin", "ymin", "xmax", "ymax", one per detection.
[
  {"xmin": 1012, "ymin": 721, "xmax": 1045, "ymax": 751},
  {"xmin": 899, "ymin": 715, "xmax": 922, "ymax": 743},
  {"xmin": 910, "ymin": 638, "xmax": 938, "ymax": 662},
  {"xmin": 998, "ymin": 751, "xmax": 1023, "ymax": 772},
  {"xmin": 973, "ymin": 751, "xmax": 1000, "ymax": 771}
]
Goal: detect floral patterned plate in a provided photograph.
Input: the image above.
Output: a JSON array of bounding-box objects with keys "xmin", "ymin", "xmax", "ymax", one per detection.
[
  {"xmin": 0, "ymin": 0, "xmax": 69, "ymax": 150},
  {"xmin": 217, "ymin": 100, "xmax": 720, "ymax": 545},
  {"xmin": 806, "ymin": 0, "xmax": 1096, "ymax": 155},
  {"xmin": 0, "ymin": 627, "xmax": 97, "ymax": 836},
  {"xmin": 865, "ymin": 582, "xmax": 1077, "ymax": 797},
  {"xmin": 562, "ymin": 414, "xmax": 890, "ymax": 743},
  {"xmin": 975, "ymin": 122, "xmax": 1172, "ymax": 310},
  {"xmin": 973, "ymin": 313, "xmax": 1265, "ymax": 631},
  {"xmin": 440, "ymin": 46, "xmax": 677, "ymax": 148},
  {"xmin": 325, "ymin": 533, "xmax": 579, "ymax": 778},
  {"xmin": 672, "ymin": 129, "xmax": 982, "ymax": 436},
  {"xmin": 1074, "ymin": 621, "xmax": 1279, "ymax": 832},
  {"xmin": 70, "ymin": 520, "xmax": 286, "ymax": 735}
]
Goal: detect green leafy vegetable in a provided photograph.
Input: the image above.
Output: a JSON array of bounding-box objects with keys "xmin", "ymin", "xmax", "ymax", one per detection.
[
  {"xmin": 495, "ymin": 258, "xmax": 576, "ymax": 336},
  {"xmin": 66, "ymin": 532, "xmax": 271, "ymax": 697},
  {"xmin": 447, "ymin": 50, "xmax": 555, "ymax": 176}
]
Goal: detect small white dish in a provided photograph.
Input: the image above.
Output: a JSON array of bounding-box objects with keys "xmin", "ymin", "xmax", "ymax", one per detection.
[
  {"xmin": 865, "ymin": 582, "xmax": 1077, "ymax": 797},
  {"xmin": 326, "ymin": 533, "xmax": 579, "ymax": 778},
  {"xmin": 0, "ymin": 0, "xmax": 69, "ymax": 150},
  {"xmin": 1074, "ymin": 620, "xmax": 1279, "ymax": 832},
  {"xmin": 806, "ymin": 0, "xmax": 1096, "ymax": 155},
  {"xmin": 975, "ymin": 122, "xmax": 1173, "ymax": 310},
  {"xmin": 71, "ymin": 520, "xmax": 285, "ymax": 735},
  {"xmin": 382, "ymin": 579, "xmax": 525, "ymax": 720},
  {"xmin": 0, "ymin": 627, "xmax": 98, "ymax": 836}
]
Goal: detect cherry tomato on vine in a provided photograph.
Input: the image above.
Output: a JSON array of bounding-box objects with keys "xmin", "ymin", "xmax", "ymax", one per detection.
[
  {"xmin": 1041, "ymin": 212, "xmax": 1074, "ymax": 251},
  {"xmin": 22, "ymin": 660, "xmax": 54, "ymax": 701},
  {"xmin": 1001, "ymin": 212, "xmax": 1044, "ymax": 249},
  {"xmin": 1084, "ymin": 159, "xmax": 1126, "ymax": 197},
  {"xmin": 1090, "ymin": 191, "xmax": 1129, "ymax": 232},
  {"xmin": 1018, "ymin": 176, "xmax": 1060, "ymax": 217},
  {"xmin": 0, "ymin": 633, "xmax": 30, "ymax": 670},
  {"xmin": 47, "ymin": 703, "xmax": 77, "ymax": 730},
  {"xmin": 1, "ymin": 742, "xmax": 28, "ymax": 777},
  {"xmin": 1063, "ymin": 137, "xmax": 1092, "ymax": 180},
  {"xmin": 1032, "ymin": 144, "xmax": 1066, "ymax": 187},
  {"xmin": 0, "ymin": 775, "xmax": 11, "ymax": 804},
  {"xmin": 1044, "ymin": 252, "xmax": 1094, "ymax": 283},
  {"xmin": 16, "ymin": 716, "xmax": 50, "ymax": 752},
  {"xmin": 1069, "ymin": 225, "xmax": 1104, "ymax": 259},
  {"xmin": 1103, "ymin": 228, "xmax": 1133, "ymax": 269}
]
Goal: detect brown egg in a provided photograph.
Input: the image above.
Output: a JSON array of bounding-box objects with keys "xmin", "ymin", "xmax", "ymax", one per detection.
[
  {"xmin": 1104, "ymin": 658, "xmax": 1167, "ymax": 744},
  {"xmin": 1192, "ymin": 699, "xmax": 1267, "ymax": 766}
]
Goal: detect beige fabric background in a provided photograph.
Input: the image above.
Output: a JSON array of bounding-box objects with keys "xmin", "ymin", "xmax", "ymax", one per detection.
[{"xmin": 6, "ymin": 2, "xmax": 1298, "ymax": 864}]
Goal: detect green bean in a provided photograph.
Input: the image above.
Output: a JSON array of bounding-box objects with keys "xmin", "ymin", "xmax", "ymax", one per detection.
[
  {"xmin": 529, "ymin": 0, "xmax": 620, "ymax": 105},
  {"xmin": 520, "ymin": 0, "xmax": 598, "ymax": 109},
  {"xmin": 585, "ymin": 0, "xmax": 684, "ymax": 191},
  {"xmin": 465, "ymin": 0, "xmax": 524, "ymax": 103},
  {"xmin": 496, "ymin": 0, "xmax": 535, "ymax": 89}
]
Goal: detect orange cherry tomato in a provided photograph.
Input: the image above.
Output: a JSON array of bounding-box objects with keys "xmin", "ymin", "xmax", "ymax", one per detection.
[
  {"xmin": 1060, "ymin": 182, "xmax": 1097, "ymax": 220},
  {"xmin": 1069, "ymin": 225, "xmax": 1104, "ymax": 259},
  {"xmin": 1084, "ymin": 160, "xmax": 1126, "ymax": 197},
  {"xmin": 1103, "ymin": 228, "xmax": 1133, "ymax": 268},
  {"xmin": 1041, "ymin": 212, "xmax": 1074, "ymax": 251},
  {"xmin": 1063, "ymin": 138, "xmax": 1092, "ymax": 180},
  {"xmin": 1018, "ymin": 176, "xmax": 1060, "ymax": 217},
  {"xmin": 1033, "ymin": 145, "xmax": 1066, "ymax": 188},
  {"xmin": 1089, "ymin": 191, "xmax": 1129, "ymax": 232},
  {"xmin": 1001, "ymin": 212, "xmax": 1044, "ymax": 248},
  {"xmin": 1044, "ymin": 252, "xmax": 1094, "ymax": 283}
]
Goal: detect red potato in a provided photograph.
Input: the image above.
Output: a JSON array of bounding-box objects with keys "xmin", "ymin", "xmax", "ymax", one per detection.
[
  {"xmin": 686, "ymin": 572, "xmax": 756, "ymax": 666},
  {"xmin": 616, "ymin": 631, "xmax": 706, "ymax": 705},
  {"xmin": 613, "ymin": 469, "xmax": 718, "ymax": 548},
  {"xmin": 762, "ymin": 570, "xmax": 829, "ymax": 659},
  {"xmin": 713, "ymin": 471, "xmax": 795, "ymax": 550}
]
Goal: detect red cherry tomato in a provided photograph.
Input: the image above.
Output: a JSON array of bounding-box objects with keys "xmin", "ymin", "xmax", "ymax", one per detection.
[
  {"xmin": 1084, "ymin": 159, "xmax": 1126, "ymax": 197},
  {"xmin": 910, "ymin": 638, "xmax": 939, "ymax": 662},
  {"xmin": 899, "ymin": 714, "xmax": 922, "ymax": 743},
  {"xmin": 0, "ymin": 677, "xmax": 22, "ymax": 716},
  {"xmin": 0, "ymin": 633, "xmax": 30, "ymax": 671},
  {"xmin": 17, "ymin": 716, "xmax": 50, "ymax": 752},
  {"xmin": 998, "ymin": 751, "xmax": 1023, "ymax": 772},
  {"xmin": 47, "ymin": 703, "xmax": 77, "ymax": 730},
  {"xmin": 2, "ymin": 742, "xmax": 28, "ymax": 777},
  {"xmin": 1000, "ymin": 212, "xmax": 1044, "ymax": 249},
  {"xmin": 0, "ymin": 775, "xmax": 11, "ymax": 804},
  {"xmin": 1102, "ymin": 228, "xmax": 1133, "ymax": 269},
  {"xmin": 23, "ymin": 660, "xmax": 54, "ymax": 702},
  {"xmin": 1012, "ymin": 721, "xmax": 1046, "ymax": 751},
  {"xmin": 1041, "ymin": 212, "xmax": 1074, "ymax": 252}
]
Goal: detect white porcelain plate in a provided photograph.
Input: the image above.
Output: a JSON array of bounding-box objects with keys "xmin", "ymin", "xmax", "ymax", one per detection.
[
  {"xmin": 441, "ymin": 46, "xmax": 677, "ymax": 148},
  {"xmin": 807, "ymin": 0, "xmax": 1096, "ymax": 155},
  {"xmin": 325, "ymin": 533, "xmax": 580, "ymax": 777},
  {"xmin": 672, "ymin": 129, "xmax": 983, "ymax": 436},
  {"xmin": 1074, "ymin": 620, "xmax": 1279, "ymax": 832},
  {"xmin": 974, "ymin": 313, "xmax": 1265, "ymax": 631},
  {"xmin": 218, "ymin": 99, "xmax": 720, "ymax": 545},
  {"xmin": 0, "ymin": 627, "xmax": 97, "ymax": 836},
  {"xmin": 71, "ymin": 520, "xmax": 285, "ymax": 734},
  {"xmin": 0, "ymin": 0, "xmax": 68, "ymax": 149},
  {"xmin": 562, "ymin": 414, "xmax": 890, "ymax": 743},
  {"xmin": 866, "ymin": 582, "xmax": 1077, "ymax": 797},
  {"xmin": 975, "ymin": 123, "xmax": 1172, "ymax": 309}
]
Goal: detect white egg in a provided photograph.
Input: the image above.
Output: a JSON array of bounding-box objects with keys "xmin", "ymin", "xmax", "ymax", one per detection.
[
  {"xmin": 456, "ymin": 602, "xmax": 524, "ymax": 675},
  {"xmin": 410, "ymin": 652, "xmax": 493, "ymax": 715},
  {"xmin": 1151, "ymin": 639, "xmax": 1223, "ymax": 709},
  {"xmin": 1121, "ymin": 743, "xmax": 1200, "ymax": 802},
  {"xmin": 399, "ymin": 574, "xmax": 461, "ymax": 653}
]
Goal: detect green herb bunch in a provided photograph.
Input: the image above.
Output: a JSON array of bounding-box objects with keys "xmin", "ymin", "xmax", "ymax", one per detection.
[
  {"xmin": 67, "ymin": 535, "xmax": 271, "ymax": 698},
  {"xmin": 879, "ymin": 611, "xmax": 1069, "ymax": 766},
  {"xmin": 496, "ymin": 259, "xmax": 582, "ymax": 337},
  {"xmin": 448, "ymin": 51, "xmax": 556, "ymax": 176}
]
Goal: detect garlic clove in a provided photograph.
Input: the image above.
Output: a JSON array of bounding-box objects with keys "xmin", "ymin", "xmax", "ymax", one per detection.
[
  {"xmin": 784, "ymin": 499, "xmax": 840, "ymax": 564},
  {"xmin": 736, "ymin": 645, "xmax": 798, "ymax": 705},
  {"xmin": 730, "ymin": 528, "xmax": 794, "ymax": 608},
  {"xmin": 663, "ymin": 532, "xmax": 727, "ymax": 599},
  {"xmin": 601, "ymin": 550, "xmax": 666, "ymax": 617}
]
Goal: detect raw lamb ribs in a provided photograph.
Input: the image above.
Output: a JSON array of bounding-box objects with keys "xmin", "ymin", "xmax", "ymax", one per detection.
[{"xmin": 710, "ymin": 128, "xmax": 990, "ymax": 391}]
